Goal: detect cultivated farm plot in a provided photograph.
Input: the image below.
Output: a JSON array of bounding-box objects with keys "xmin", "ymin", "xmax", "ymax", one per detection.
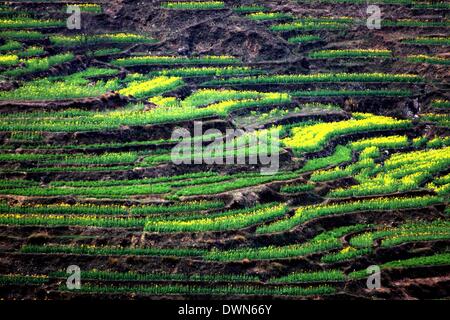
[{"xmin": 0, "ymin": 0, "xmax": 449, "ymax": 300}]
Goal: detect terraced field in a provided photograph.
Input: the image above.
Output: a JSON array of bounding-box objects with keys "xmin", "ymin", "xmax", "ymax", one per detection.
[{"xmin": 0, "ymin": 0, "xmax": 448, "ymax": 301}]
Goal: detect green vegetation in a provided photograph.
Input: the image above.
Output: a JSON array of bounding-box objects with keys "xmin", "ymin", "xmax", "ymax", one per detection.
[
  {"xmin": 0, "ymin": 30, "xmax": 44, "ymax": 40},
  {"xmin": 321, "ymin": 248, "xmax": 373, "ymax": 263},
  {"xmin": 112, "ymin": 55, "xmax": 241, "ymax": 66},
  {"xmin": 329, "ymin": 146, "xmax": 450, "ymax": 197},
  {"xmin": 51, "ymin": 269, "xmax": 258, "ymax": 282},
  {"xmin": 309, "ymin": 49, "xmax": 391, "ymax": 59},
  {"xmin": 291, "ymin": 89, "xmax": 412, "ymax": 97},
  {"xmin": 431, "ymin": 100, "xmax": 450, "ymax": 109},
  {"xmin": 383, "ymin": 20, "xmax": 450, "ymax": 28},
  {"xmin": 63, "ymin": 283, "xmax": 336, "ymax": 296},
  {"xmin": 349, "ymin": 252, "xmax": 450, "ymax": 279},
  {"xmin": 0, "ymin": 90, "xmax": 290, "ymax": 131},
  {"xmin": 2, "ymin": 53, "xmax": 74, "ymax": 77},
  {"xmin": 233, "ymin": 5, "xmax": 268, "ymax": 13},
  {"xmin": 0, "ymin": 54, "xmax": 18, "ymax": 66},
  {"xmin": 144, "ymin": 203, "xmax": 288, "ymax": 232},
  {"xmin": 0, "ymin": 17, "xmax": 64, "ymax": 29},
  {"xmin": 203, "ymin": 73, "xmax": 422, "ymax": 86},
  {"xmin": 406, "ymin": 54, "xmax": 450, "ymax": 65},
  {"xmin": 91, "ymin": 48, "xmax": 122, "ymax": 57},
  {"xmin": 21, "ymin": 244, "xmax": 207, "ymax": 257},
  {"xmin": 0, "ymin": 68, "xmax": 120, "ymax": 100},
  {"xmin": 349, "ymin": 221, "xmax": 450, "ymax": 248},
  {"xmin": 246, "ymin": 12, "xmax": 293, "ymax": 21},
  {"xmin": 0, "ymin": 40, "xmax": 21, "ymax": 52},
  {"xmin": 349, "ymin": 135, "xmax": 409, "ymax": 151},
  {"xmin": 282, "ymin": 113, "xmax": 411, "ymax": 154},
  {"xmin": 288, "ymin": 35, "xmax": 321, "ymax": 44},
  {"xmin": 73, "ymin": 4, "xmax": 102, "ymax": 13},
  {"xmin": 0, "ymin": 274, "xmax": 48, "ymax": 285},
  {"xmin": 270, "ymin": 20, "xmax": 349, "ymax": 31},
  {"xmin": 148, "ymin": 66, "xmax": 262, "ymax": 77},
  {"xmin": 301, "ymin": 145, "xmax": 352, "ymax": 172},
  {"xmin": 256, "ymin": 196, "xmax": 442, "ymax": 234},
  {"xmin": 161, "ymin": 1, "xmax": 225, "ymax": 10},
  {"xmin": 50, "ymin": 33, "xmax": 156, "ymax": 46},
  {"xmin": 402, "ymin": 37, "xmax": 450, "ymax": 45},
  {"xmin": 118, "ymin": 76, "xmax": 184, "ymax": 98},
  {"xmin": 280, "ymin": 183, "xmax": 315, "ymax": 193},
  {"xmin": 269, "ymin": 270, "xmax": 345, "ymax": 283},
  {"xmin": 0, "ymin": 213, "xmax": 147, "ymax": 228}
]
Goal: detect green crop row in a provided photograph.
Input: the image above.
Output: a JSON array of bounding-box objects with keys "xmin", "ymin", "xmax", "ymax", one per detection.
[
  {"xmin": 309, "ymin": 49, "xmax": 392, "ymax": 59},
  {"xmin": 256, "ymin": 196, "xmax": 443, "ymax": 234},
  {"xmin": 421, "ymin": 114, "xmax": 450, "ymax": 128},
  {"xmin": 291, "ymin": 89, "xmax": 412, "ymax": 97},
  {"xmin": 21, "ymin": 244, "xmax": 207, "ymax": 257},
  {"xmin": 0, "ymin": 213, "xmax": 146, "ymax": 228},
  {"xmin": 412, "ymin": 2, "xmax": 450, "ymax": 9},
  {"xmin": 1, "ymin": 53, "xmax": 74, "ymax": 78},
  {"xmin": 62, "ymin": 283, "xmax": 336, "ymax": 296},
  {"xmin": 349, "ymin": 135, "xmax": 409, "ymax": 151},
  {"xmin": 0, "ymin": 200, "xmax": 224, "ymax": 216},
  {"xmin": 349, "ymin": 221, "xmax": 450, "ymax": 248},
  {"xmin": 320, "ymin": 248, "xmax": 373, "ymax": 263},
  {"xmin": 0, "ymin": 30, "xmax": 45, "ymax": 40},
  {"xmin": 90, "ymin": 48, "xmax": 122, "ymax": 57},
  {"xmin": 203, "ymin": 73, "xmax": 422, "ymax": 86},
  {"xmin": 118, "ymin": 76, "xmax": 184, "ymax": 98},
  {"xmin": 233, "ymin": 5, "xmax": 268, "ymax": 13},
  {"xmin": 148, "ymin": 66, "xmax": 263, "ymax": 77},
  {"xmin": 301, "ymin": 145, "xmax": 352, "ymax": 172},
  {"xmin": 144, "ymin": 203, "xmax": 288, "ymax": 232},
  {"xmin": 112, "ymin": 55, "xmax": 240, "ymax": 67},
  {"xmin": 402, "ymin": 37, "xmax": 450, "ymax": 45},
  {"xmin": 0, "ymin": 67, "xmax": 120, "ymax": 100},
  {"xmin": 406, "ymin": 54, "xmax": 450, "ymax": 65},
  {"xmin": 268, "ymin": 270, "xmax": 345, "ymax": 283},
  {"xmin": 279, "ymin": 183, "xmax": 315, "ymax": 193},
  {"xmin": 0, "ymin": 91, "xmax": 290, "ymax": 132},
  {"xmin": 48, "ymin": 171, "xmax": 220, "ymax": 187},
  {"xmin": 3, "ymin": 170, "xmax": 297, "ymax": 198},
  {"xmin": 270, "ymin": 19, "xmax": 351, "ymax": 31},
  {"xmin": 0, "ymin": 151, "xmax": 138, "ymax": 165},
  {"xmin": 50, "ymin": 269, "xmax": 258, "ymax": 282},
  {"xmin": 0, "ymin": 40, "xmax": 21, "ymax": 51},
  {"xmin": 205, "ymin": 238, "xmax": 341, "ymax": 261},
  {"xmin": 246, "ymin": 12, "xmax": 293, "ymax": 21},
  {"xmin": 383, "ymin": 19, "xmax": 450, "ymax": 28},
  {"xmin": 329, "ymin": 146, "xmax": 450, "ymax": 197},
  {"xmin": 0, "ymin": 54, "xmax": 18, "ymax": 66},
  {"xmin": 172, "ymin": 173, "xmax": 298, "ymax": 197},
  {"xmin": 287, "ymin": 35, "xmax": 321, "ymax": 44},
  {"xmin": 349, "ymin": 252, "xmax": 450, "ymax": 279},
  {"xmin": 70, "ymin": 4, "xmax": 102, "ymax": 13},
  {"xmin": 0, "ymin": 17, "xmax": 64, "ymax": 29},
  {"xmin": 296, "ymin": 0, "xmax": 415, "ymax": 4},
  {"xmin": 205, "ymin": 225, "xmax": 369, "ymax": 261},
  {"xmin": 0, "ymin": 274, "xmax": 48, "ymax": 285},
  {"xmin": 161, "ymin": 1, "xmax": 225, "ymax": 10},
  {"xmin": 432, "ymin": 100, "xmax": 450, "ymax": 108},
  {"xmin": 50, "ymin": 33, "xmax": 156, "ymax": 46},
  {"xmin": 282, "ymin": 113, "xmax": 411, "ymax": 154},
  {"xmin": 0, "ymin": 77, "xmax": 119, "ymax": 100}
]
